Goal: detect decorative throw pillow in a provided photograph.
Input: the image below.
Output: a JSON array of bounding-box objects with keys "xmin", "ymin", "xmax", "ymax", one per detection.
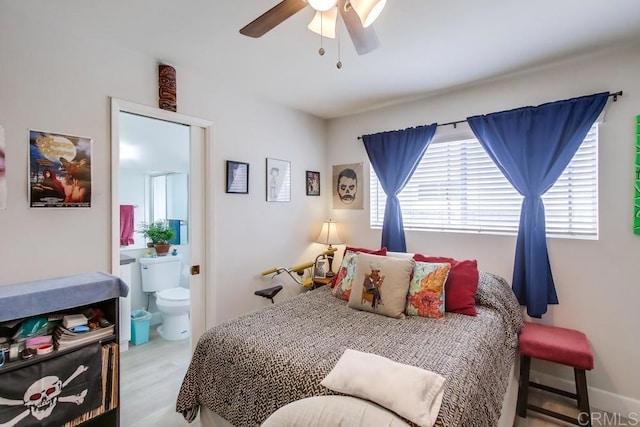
[
  {"xmin": 413, "ymin": 255, "xmax": 479, "ymax": 316},
  {"xmin": 331, "ymin": 246, "xmax": 388, "ymax": 289},
  {"xmin": 331, "ymin": 250, "xmax": 359, "ymax": 301},
  {"xmin": 347, "ymin": 253, "xmax": 414, "ymax": 318},
  {"xmin": 341, "ymin": 246, "xmax": 388, "ymax": 258},
  {"xmin": 321, "ymin": 349, "xmax": 446, "ymax": 427},
  {"xmin": 406, "ymin": 262, "xmax": 450, "ymax": 319}
]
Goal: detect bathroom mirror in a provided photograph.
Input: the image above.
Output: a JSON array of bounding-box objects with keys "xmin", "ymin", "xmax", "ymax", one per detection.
[{"xmin": 119, "ymin": 112, "xmax": 190, "ymax": 249}]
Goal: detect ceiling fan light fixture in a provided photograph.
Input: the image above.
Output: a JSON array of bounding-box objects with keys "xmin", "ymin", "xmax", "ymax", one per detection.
[
  {"xmin": 350, "ymin": 0, "xmax": 386, "ymax": 27},
  {"xmin": 308, "ymin": 0, "xmax": 338, "ymax": 12},
  {"xmin": 307, "ymin": 7, "xmax": 338, "ymax": 38}
]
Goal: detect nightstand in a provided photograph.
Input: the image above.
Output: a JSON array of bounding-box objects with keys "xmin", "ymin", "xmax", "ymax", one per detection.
[{"xmin": 312, "ymin": 277, "xmax": 333, "ymax": 288}]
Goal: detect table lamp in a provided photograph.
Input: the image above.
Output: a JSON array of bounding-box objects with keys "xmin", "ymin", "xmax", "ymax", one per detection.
[{"xmin": 315, "ymin": 219, "xmax": 342, "ymax": 277}]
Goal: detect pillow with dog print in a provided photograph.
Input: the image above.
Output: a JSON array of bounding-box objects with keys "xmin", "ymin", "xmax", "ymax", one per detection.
[{"xmin": 347, "ymin": 252, "xmax": 414, "ymax": 318}]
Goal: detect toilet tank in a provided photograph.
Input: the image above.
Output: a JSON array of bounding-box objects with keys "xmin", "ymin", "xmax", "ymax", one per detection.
[{"xmin": 139, "ymin": 255, "xmax": 182, "ymax": 292}]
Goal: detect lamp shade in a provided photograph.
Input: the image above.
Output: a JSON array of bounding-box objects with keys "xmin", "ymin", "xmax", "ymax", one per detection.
[
  {"xmin": 308, "ymin": 7, "xmax": 338, "ymax": 38},
  {"xmin": 316, "ymin": 219, "xmax": 343, "ymax": 246},
  {"xmin": 350, "ymin": 0, "xmax": 386, "ymax": 27},
  {"xmin": 308, "ymin": 0, "xmax": 338, "ymax": 12}
]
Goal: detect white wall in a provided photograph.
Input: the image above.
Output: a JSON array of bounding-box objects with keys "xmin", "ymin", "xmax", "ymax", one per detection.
[
  {"xmin": 0, "ymin": 8, "xmax": 328, "ymax": 324},
  {"xmin": 327, "ymin": 42, "xmax": 640, "ymax": 412}
]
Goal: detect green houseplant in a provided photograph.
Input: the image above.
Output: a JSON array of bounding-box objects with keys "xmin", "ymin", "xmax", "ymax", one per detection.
[{"xmin": 137, "ymin": 220, "xmax": 175, "ymax": 256}]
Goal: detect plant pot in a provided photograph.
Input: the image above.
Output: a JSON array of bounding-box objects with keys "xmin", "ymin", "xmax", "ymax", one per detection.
[{"xmin": 154, "ymin": 244, "xmax": 171, "ymax": 256}]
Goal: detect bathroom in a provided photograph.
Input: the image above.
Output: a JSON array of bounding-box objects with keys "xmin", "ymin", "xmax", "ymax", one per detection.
[{"xmin": 118, "ymin": 111, "xmax": 191, "ymax": 345}]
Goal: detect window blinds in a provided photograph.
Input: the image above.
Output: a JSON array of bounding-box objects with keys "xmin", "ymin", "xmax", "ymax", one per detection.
[{"xmin": 370, "ymin": 124, "xmax": 598, "ymax": 238}]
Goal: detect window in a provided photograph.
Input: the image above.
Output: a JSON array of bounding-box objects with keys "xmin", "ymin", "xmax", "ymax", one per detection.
[{"xmin": 370, "ymin": 123, "xmax": 598, "ymax": 238}]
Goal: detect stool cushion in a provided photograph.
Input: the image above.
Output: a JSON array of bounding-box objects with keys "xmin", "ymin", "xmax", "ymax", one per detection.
[{"xmin": 519, "ymin": 322, "xmax": 593, "ymax": 370}]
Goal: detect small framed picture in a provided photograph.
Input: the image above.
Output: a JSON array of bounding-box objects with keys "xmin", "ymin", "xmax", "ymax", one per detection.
[
  {"xmin": 226, "ymin": 160, "xmax": 249, "ymax": 194},
  {"xmin": 314, "ymin": 260, "xmax": 326, "ymax": 278},
  {"xmin": 306, "ymin": 170, "xmax": 320, "ymax": 196},
  {"xmin": 266, "ymin": 158, "xmax": 291, "ymax": 202}
]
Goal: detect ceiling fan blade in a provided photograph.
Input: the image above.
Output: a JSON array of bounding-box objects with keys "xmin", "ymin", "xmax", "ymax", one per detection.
[
  {"xmin": 240, "ymin": 0, "xmax": 308, "ymax": 38},
  {"xmin": 339, "ymin": 0, "xmax": 380, "ymax": 55}
]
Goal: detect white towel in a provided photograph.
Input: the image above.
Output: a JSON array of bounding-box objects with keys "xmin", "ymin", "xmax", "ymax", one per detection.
[{"xmin": 321, "ymin": 349, "xmax": 446, "ymax": 427}]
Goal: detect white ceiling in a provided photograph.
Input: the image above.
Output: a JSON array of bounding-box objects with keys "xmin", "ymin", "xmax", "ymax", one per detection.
[{"xmin": 6, "ymin": 1, "xmax": 640, "ymax": 119}]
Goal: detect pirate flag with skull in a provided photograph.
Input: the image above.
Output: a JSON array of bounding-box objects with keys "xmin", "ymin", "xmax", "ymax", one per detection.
[{"xmin": 0, "ymin": 343, "xmax": 102, "ymax": 427}]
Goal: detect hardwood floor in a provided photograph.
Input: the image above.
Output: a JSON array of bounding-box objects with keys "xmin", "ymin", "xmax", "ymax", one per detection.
[
  {"xmin": 120, "ymin": 328, "xmax": 200, "ymax": 427},
  {"xmin": 120, "ymin": 334, "xmax": 610, "ymax": 427},
  {"xmin": 514, "ymin": 389, "xmax": 582, "ymax": 427}
]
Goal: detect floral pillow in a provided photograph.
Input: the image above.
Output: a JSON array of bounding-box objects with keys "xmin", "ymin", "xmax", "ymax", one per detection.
[
  {"xmin": 331, "ymin": 251, "xmax": 359, "ymax": 301},
  {"xmin": 413, "ymin": 255, "xmax": 479, "ymax": 316},
  {"xmin": 331, "ymin": 247, "xmax": 387, "ymax": 289},
  {"xmin": 406, "ymin": 262, "xmax": 451, "ymax": 319}
]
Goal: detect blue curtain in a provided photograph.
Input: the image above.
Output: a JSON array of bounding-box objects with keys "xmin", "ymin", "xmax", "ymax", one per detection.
[
  {"xmin": 167, "ymin": 219, "xmax": 181, "ymax": 245},
  {"xmin": 363, "ymin": 124, "xmax": 437, "ymax": 252},
  {"xmin": 467, "ymin": 92, "xmax": 609, "ymax": 317}
]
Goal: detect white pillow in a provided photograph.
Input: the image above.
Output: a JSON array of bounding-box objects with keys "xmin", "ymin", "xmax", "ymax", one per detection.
[
  {"xmin": 261, "ymin": 396, "xmax": 411, "ymax": 427},
  {"xmin": 321, "ymin": 349, "xmax": 446, "ymax": 427}
]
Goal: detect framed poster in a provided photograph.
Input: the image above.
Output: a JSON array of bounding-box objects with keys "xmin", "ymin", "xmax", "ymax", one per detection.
[
  {"xmin": 306, "ymin": 170, "xmax": 320, "ymax": 196},
  {"xmin": 226, "ymin": 160, "xmax": 249, "ymax": 194},
  {"xmin": 332, "ymin": 162, "xmax": 363, "ymax": 209},
  {"xmin": 266, "ymin": 158, "xmax": 291, "ymax": 202},
  {"xmin": 29, "ymin": 130, "xmax": 92, "ymax": 208}
]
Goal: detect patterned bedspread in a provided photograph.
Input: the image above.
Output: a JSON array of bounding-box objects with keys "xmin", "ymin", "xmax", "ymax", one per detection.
[{"xmin": 177, "ymin": 272, "xmax": 524, "ymax": 427}]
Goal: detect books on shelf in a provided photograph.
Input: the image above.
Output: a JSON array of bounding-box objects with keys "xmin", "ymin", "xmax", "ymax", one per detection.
[{"xmin": 54, "ymin": 324, "xmax": 115, "ymax": 350}]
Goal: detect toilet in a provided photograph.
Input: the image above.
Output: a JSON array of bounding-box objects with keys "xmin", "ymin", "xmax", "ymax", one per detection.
[{"xmin": 139, "ymin": 255, "xmax": 190, "ymax": 341}]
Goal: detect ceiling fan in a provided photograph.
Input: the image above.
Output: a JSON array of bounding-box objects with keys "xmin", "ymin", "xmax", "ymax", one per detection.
[{"xmin": 239, "ymin": 0, "xmax": 385, "ymax": 56}]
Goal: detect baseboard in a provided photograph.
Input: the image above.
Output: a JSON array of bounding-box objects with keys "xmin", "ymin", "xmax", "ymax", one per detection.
[
  {"xmin": 531, "ymin": 370, "xmax": 640, "ymax": 416},
  {"xmin": 150, "ymin": 312, "xmax": 162, "ymax": 326}
]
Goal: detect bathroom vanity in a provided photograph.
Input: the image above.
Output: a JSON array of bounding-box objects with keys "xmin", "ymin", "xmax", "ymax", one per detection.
[{"xmin": 0, "ymin": 272, "xmax": 128, "ymax": 426}]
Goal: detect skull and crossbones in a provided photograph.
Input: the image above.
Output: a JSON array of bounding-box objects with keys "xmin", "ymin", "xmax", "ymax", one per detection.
[{"xmin": 0, "ymin": 365, "xmax": 89, "ymax": 427}]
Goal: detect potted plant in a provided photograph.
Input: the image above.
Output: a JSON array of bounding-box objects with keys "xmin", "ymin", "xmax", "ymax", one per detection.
[{"xmin": 137, "ymin": 220, "xmax": 175, "ymax": 256}]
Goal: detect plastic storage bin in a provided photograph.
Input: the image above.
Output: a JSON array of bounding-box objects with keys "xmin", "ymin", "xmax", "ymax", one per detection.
[{"xmin": 130, "ymin": 309, "xmax": 152, "ymax": 345}]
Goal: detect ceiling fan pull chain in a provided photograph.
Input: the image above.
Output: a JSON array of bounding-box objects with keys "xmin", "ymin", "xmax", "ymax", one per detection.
[{"xmin": 318, "ymin": 11, "xmax": 326, "ymax": 56}]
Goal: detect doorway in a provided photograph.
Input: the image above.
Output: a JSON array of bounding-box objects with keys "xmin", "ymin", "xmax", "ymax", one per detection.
[{"xmin": 110, "ymin": 98, "xmax": 212, "ymax": 347}]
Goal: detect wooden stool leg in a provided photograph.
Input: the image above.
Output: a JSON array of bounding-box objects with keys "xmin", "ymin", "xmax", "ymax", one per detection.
[
  {"xmin": 517, "ymin": 355, "xmax": 531, "ymax": 418},
  {"xmin": 575, "ymin": 369, "xmax": 591, "ymax": 426}
]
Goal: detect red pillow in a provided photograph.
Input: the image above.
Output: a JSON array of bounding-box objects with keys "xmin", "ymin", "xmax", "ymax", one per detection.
[
  {"xmin": 342, "ymin": 246, "xmax": 388, "ymax": 257},
  {"xmin": 330, "ymin": 246, "xmax": 388, "ymax": 288},
  {"xmin": 413, "ymin": 254, "xmax": 479, "ymax": 316}
]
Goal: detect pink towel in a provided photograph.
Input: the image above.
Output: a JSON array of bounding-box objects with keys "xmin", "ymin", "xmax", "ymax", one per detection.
[{"xmin": 120, "ymin": 205, "xmax": 135, "ymax": 246}]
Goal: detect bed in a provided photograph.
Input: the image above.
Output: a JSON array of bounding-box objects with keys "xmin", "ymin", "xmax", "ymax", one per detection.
[{"xmin": 176, "ymin": 270, "xmax": 524, "ymax": 427}]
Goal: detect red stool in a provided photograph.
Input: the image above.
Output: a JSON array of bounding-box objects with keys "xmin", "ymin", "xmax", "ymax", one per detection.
[{"xmin": 517, "ymin": 322, "xmax": 594, "ymax": 426}]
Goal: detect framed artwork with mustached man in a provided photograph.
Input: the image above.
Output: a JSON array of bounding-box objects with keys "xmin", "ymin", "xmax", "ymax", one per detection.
[
  {"xmin": 332, "ymin": 162, "xmax": 363, "ymax": 209},
  {"xmin": 29, "ymin": 130, "xmax": 92, "ymax": 208}
]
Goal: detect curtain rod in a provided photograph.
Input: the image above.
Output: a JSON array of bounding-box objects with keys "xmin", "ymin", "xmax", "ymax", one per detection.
[{"xmin": 356, "ymin": 90, "xmax": 623, "ymax": 140}]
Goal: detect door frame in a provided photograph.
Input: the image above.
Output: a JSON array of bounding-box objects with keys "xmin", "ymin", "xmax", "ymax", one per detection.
[{"xmin": 110, "ymin": 98, "xmax": 214, "ymax": 346}]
